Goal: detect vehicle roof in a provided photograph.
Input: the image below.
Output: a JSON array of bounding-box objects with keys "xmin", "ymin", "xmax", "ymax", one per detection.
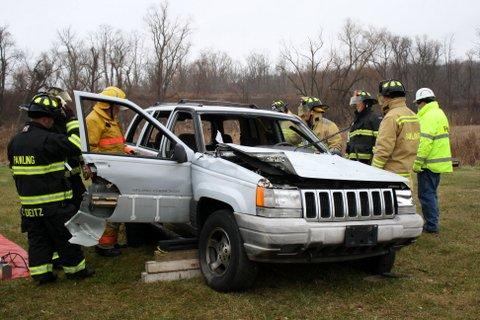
[{"xmin": 145, "ymin": 103, "xmax": 297, "ymax": 118}]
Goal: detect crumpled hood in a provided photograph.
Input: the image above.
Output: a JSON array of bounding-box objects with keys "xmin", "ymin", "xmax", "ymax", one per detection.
[{"xmin": 226, "ymin": 144, "xmax": 407, "ymax": 183}]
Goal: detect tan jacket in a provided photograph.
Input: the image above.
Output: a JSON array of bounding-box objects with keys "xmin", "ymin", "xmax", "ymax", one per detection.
[
  {"xmin": 310, "ymin": 111, "xmax": 343, "ymax": 152},
  {"xmin": 372, "ymin": 98, "xmax": 420, "ymax": 178}
]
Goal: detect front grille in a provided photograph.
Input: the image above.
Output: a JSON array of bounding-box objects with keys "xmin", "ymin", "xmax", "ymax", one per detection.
[{"xmin": 301, "ymin": 189, "xmax": 396, "ymax": 221}]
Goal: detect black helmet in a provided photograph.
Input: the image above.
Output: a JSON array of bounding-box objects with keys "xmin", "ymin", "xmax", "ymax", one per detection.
[
  {"xmin": 350, "ymin": 90, "xmax": 378, "ymax": 106},
  {"xmin": 300, "ymin": 96, "xmax": 329, "ymax": 110},
  {"xmin": 271, "ymin": 100, "xmax": 288, "ymax": 113},
  {"xmin": 378, "ymin": 80, "xmax": 406, "ymax": 98},
  {"xmin": 27, "ymin": 92, "xmax": 62, "ymax": 119}
]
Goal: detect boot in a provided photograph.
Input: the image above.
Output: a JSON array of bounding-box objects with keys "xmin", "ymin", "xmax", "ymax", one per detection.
[
  {"xmin": 34, "ymin": 272, "xmax": 57, "ymax": 285},
  {"xmin": 66, "ymin": 266, "xmax": 95, "ymax": 280},
  {"xmin": 95, "ymin": 246, "xmax": 121, "ymax": 257}
]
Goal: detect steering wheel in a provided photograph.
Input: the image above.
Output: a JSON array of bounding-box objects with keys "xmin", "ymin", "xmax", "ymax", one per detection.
[{"xmin": 274, "ymin": 142, "xmax": 294, "ymax": 147}]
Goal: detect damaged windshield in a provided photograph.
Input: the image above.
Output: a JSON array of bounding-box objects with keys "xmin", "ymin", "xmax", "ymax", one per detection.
[{"xmin": 199, "ymin": 113, "xmax": 327, "ymax": 153}]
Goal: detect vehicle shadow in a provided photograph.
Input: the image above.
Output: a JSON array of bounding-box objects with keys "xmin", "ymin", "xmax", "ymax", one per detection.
[{"xmin": 253, "ymin": 261, "xmax": 396, "ymax": 293}]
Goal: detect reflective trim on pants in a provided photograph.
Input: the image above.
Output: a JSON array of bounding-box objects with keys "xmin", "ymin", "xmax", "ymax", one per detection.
[
  {"xmin": 348, "ymin": 153, "xmax": 372, "ymax": 160},
  {"xmin": 63, "ymin": 258, "xmax": 86, "ymax": 274},
  {"xmin": 29, "ymin": 263, "xmax": 53, "ymax": 276}
]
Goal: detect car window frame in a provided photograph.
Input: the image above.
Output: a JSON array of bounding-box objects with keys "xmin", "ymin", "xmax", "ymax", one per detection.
[
  {"xmin": 195, "ymin": 110, "xmax": 328, "ymax": 152},
  {"xmin": 138, "ymin": 110, "xmax": 172, "ymax": 152},
  {"xmin": 74, "ymin": 91, "xmax": 193, "ymax": 160},
  {"xmin": 167, "ymin": 108, "xmax": 205, "ymax": 153}
]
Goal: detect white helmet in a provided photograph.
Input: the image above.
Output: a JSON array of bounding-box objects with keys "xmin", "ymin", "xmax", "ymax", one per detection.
[{"xmin": 414, "ymin": 88, "xmax": 435, "ymax": 103}]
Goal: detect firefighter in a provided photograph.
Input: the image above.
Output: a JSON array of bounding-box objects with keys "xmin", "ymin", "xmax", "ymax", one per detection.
[
  {"xmin": 346, "ymin": 90, "xmax": 381, "ymax": 164},
  {"xmin": 371, "ymin": 80, "xmax": 420, "ymax": 183},
  {"xmin": 86, "ymin": 86, "xmax": 128, "ymax": 257},
  {"xmin": 299, "ymin": 96, "xmax": 343, "ymax": 154},
  {"xmin": 271, "ymin": 100, "xmax": 302, "ymax": 145},
  {"xmin": 7, "ymin": 93, "xmax": 94, "ymax": 284},
  {"xmin": 47, "ymin": 87, "xmax": 87, "ymax": 210},
  {"xmin": 412, "ymin": 88, "xmax": 453, "ymax": 234},
  {"xmin": 271, "ymin": 99, "xmax": 289, "ymax": 114}
]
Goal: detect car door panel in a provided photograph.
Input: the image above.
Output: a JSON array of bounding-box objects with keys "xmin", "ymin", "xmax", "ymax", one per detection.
[
  {"xmin": 83, "ymin": 153, "xmax": 192, "ymax": 223},
  {"xmin": 66, "ymin": 91, "xmax": 194, "ymax": 246}
]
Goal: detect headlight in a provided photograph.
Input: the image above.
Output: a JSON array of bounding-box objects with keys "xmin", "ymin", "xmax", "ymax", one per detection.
[
  {"xmin": 255, "ymin": 179, "xmax": 302, "ymax": 218},
  {"xmin": 395, "ymin": 189, "xmax": 416, "ymax": 214}
]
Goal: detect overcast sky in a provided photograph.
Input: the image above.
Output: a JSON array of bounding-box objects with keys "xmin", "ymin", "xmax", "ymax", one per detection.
[{"xmin": 1, "ymin": 0, "xmax": 479, "ymax": 62}]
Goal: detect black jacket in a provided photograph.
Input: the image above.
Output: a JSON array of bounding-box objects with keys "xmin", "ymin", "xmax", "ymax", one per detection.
[
  {"xmin": 7, "ymin": 120, "xmax": 81, "ymax": 210},
  {"xmin": 346, "ymin": 107, "xmax": 381, "ymax": 163}
]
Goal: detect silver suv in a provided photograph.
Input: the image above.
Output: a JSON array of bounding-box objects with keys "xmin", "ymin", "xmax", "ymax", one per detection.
[{"xmin": 67, "ymin": 91, "xmax": 423, "ymax": 292}]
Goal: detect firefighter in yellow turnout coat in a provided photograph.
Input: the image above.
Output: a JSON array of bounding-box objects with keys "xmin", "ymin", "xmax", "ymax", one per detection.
[
  {"xmin": 86, "ymin": 86, "xmax": 127, "ymax": 257},
  {"xmin": 372, "ymin": 80, "xmax": 420, "ymax": 183}
]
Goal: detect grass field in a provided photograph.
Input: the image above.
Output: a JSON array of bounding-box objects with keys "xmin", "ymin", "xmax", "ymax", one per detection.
[{"xmin": 0, "ymin": 166, "xmax": 479, "ymax": 320}]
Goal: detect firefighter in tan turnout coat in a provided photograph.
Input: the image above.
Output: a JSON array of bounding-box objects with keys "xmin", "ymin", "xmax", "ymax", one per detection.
[
  {"xmin": 299, "ymin": 97, "xmax": 343, "ymax": 154},
  {"xmin": 372, "ymin": 80, "xmax": 420, "ymax": 183}
]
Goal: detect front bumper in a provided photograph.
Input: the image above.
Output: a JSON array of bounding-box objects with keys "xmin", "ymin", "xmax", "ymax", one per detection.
[{"xmin": 235, "ymin": 213, "xmax": 423, "ymax": 263}]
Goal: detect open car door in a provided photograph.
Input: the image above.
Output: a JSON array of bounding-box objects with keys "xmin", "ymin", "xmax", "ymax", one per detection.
[{"xmin": 65, "ymin": 91, "xmax": 194, "ymax": 246}]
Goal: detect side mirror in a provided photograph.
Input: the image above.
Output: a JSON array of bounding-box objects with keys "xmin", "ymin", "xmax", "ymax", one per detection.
[{"xmin": 173, "ymin": 143, "xmax": 188, "ymax": 163}]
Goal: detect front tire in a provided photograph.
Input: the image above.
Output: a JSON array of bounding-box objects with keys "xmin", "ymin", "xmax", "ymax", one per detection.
[{"xmin": 199, "ymin": 210, "xmax": 258, "ymax": 292}]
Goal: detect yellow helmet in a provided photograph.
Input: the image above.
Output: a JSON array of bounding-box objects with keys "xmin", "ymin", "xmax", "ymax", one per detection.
[
  {"xmin": 96, "ymin": 86, "xmax": 126, "ymax": 109},
  {"xmin": 101, "ymin": 86, "xmax": 126, "ymax": 99}
]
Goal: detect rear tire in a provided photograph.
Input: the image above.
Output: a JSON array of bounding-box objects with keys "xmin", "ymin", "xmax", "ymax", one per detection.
[
  {"xmin": 199, "ymin": 210, "xmax": 258, "ymax": 292},
  {"xmin": 364, "ymin": 250, "xmax": 396, "ymax": 274}
]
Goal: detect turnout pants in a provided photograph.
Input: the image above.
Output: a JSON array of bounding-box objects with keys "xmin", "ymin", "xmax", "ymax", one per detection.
[{"xmin": 22, "ymin": 203, "xmax": 86, "ymax": 281}]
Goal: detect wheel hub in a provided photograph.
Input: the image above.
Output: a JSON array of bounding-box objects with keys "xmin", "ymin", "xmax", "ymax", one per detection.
[{"xmin": 205, "ymin": 227, "xmax": 231, "ymax": 275}]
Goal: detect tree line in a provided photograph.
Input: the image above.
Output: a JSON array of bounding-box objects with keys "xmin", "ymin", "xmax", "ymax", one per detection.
[{"xmin": 1, "ymin": 2, "xmax": 480, "ymax": 127}]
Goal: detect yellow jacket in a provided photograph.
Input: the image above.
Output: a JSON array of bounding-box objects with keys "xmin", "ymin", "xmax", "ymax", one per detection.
[
  {"xmin": 372, "ymin": 98, "xmax": 420, "ymax": 178},
  {"xmin": 281, "ymin": 110, "xmax": 302, "ymax": 145},
  {"xmin": 86, "ymin": 103, "xmax": 125, "ymax": 154},
  {"xmin": 310, "ymin": 111, "xmax": 343, "ymax": 152}
]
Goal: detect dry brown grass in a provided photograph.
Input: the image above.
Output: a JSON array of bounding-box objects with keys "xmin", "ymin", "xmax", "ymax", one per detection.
[
  {"xmin": 1, "ymin": 121, "xmax": 479, "ymax": 166},
  {"xmin": 450, "ymin": 125, "xmax": 480, "ymax": 166},
  {"xmin": 0, "ymin": 123, "xmax": 21, "ymax": 165}
]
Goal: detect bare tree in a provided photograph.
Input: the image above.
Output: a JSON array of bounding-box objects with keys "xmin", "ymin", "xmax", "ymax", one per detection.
[
  {"xmin": 0, "ymin": 25, "xmax": 20, "ymax": 118},
  {"xmin": 57, "ymin": 27, "xmax": 85, "ymax": 91},
  {"xmin": 329, "ymin": 20, "xmax": 378, "ymax": 107},
  {"xmin": 441, "ymin": 35, "xmax": 456, "ymax": 106},
  {"xmin": 279, "ymin": 34, "xmax": 328, "ymax": 97},
  {"xmin": 410, "ymin": 35, "xmax": 442, "ymax": 88},
  {"xmin": 370, "ymin": 29, "xmax": 393, "ymax": 79},
  {"xmin": 125, "ymin": 31, "xmax": 146, "ymax": 91},
  {"xmin": 389, "ymin": 35, "xmax": 412, "ymax": 83},
  {"xmin": 145, "ymin": 1, "xmax": 191, "ymax": 101},
  {"xmin": 81, "ymin": 44, "xmax": 102, "ymax": 92},
  {"xmin": 13, "ymin": 53, "xmax": 58, "ymax": 98},
  {"xmin": 93, "ymin": 25, "xmax": 115, "ymax": 87}
]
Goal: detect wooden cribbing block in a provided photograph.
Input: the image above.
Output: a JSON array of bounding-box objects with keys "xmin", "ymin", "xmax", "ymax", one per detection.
[
  {"xmin": 141, "ymin": 269, "xmax": 201, "ymax": 283},
  {"xmin": 145, "ymin": 258, "xmax": 199, "ymax": 274}
]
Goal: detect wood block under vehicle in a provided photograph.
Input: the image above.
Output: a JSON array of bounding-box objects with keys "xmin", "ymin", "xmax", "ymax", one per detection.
[
  {"xmin": 154, "ymin": 249, "xmax": 198, "ymax": 262},
  {"xmin": 145, "ymin": 258, "xmax": 199, "ymax": 274},
  {"xmin": 141, "ymin": 269, "xmax": 201, "ymax": 283}
]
